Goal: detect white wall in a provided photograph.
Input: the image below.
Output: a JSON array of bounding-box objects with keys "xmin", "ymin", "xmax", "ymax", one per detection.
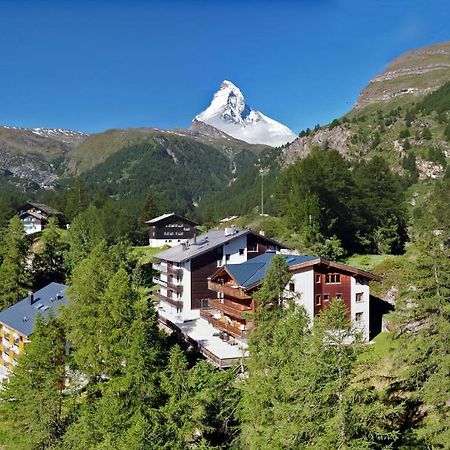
[
  {"xmin": 351, "ymin": 276, "xmax": 370, "ymax": 340},
  {"xmin": 221, "ymin": 234, "xmax": 248, "ymax": 265},
  {"xmin": 149, "ymin": 238, "xmax": 189, "ymax": 248},
  {"xmin": 287, "ymin": 268, "xmax": 315, "ymax": 323}
]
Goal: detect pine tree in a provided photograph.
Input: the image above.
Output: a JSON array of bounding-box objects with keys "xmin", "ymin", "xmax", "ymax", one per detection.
[
  {"xmin": 0, "ymin": 216, "xmax": 30, "ymax": 309},
  {"xmin": 0, "ymin": 314, "xmax": 66, "ymax": 449},
  {"xmin": 32, "ymin": 217, "xmax": 68, "ymax": 289},
  {"xmin": 63, "ymin": 257, "xmax": 166, "ymax": 449},
  {"xmin": 66, "ymin": 205, "xmax": 106, "ymax": 269},
  {"xmin": 64, "ymin": 241, "xmax": 129, "ymax": 379},
  {"xmin": 139, "ymin": 193, "xmax": 158, "ymax": 226},
  {"xmin": 391, "ymin": 234, "xmax": 450, "ymax": 447}
]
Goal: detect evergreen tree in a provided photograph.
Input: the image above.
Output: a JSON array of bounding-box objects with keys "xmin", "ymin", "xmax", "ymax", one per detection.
[
  {"xmin": 391, "ymin": 234, "xmax": 450, "ymax": 447},
  {"xmin": 32, "ymin": 217, "xmax": 69, "ymax": 289},
  {"xmin": 66, "ymin": 205, "xmax": 106, "ymax": 269},
  {"xmin": 0, "ymin": 216, "xmax": 30, "ymax": 309},
  {"xmin": 64, "ymin": 241, "xmax": 129, "ymax": 379},
  {"xmin": 139, "ymin": 193, "xmax": 158, "ymax": 226},
  {"xmin": 0, "ymin": 314, "xmax": 67, "ymax": 449}
]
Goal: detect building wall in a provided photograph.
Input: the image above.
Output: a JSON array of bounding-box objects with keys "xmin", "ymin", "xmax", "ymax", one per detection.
[
  {"xmin": 0, "ymin": 323, "xmax": 26, "ymax": 370},
  {"xmin": 287, "ymin": 268, "xmax": 315, "ymax": 322},
  {"xmin": 221, "ymin": 234, "xmax": 248, "ymax": 265},
  {"xmin": 191, "ymin": 247, "xmax": 224, "ymax": 311},
  {"xmin": 149, "ymin": 219, "xmax": 196, "ymax": 247},
  {"xmin": 351, "ymin": 276, "xmax": 370, "ymax": 340}
]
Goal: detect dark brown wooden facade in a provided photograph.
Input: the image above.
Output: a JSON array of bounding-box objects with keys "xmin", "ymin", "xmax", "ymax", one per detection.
[
  {"xmin": 148, "ymin": 214, "xmax": 197, "ymax": 242},
  {"xmin": 190, "ymin": 247, "xmax": 223, "ymax": 309}
]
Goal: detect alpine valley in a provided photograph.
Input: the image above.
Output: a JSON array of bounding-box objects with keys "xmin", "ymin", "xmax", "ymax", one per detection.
[{"xmin": 1, "ymin": 41, "xmax": 450, "ymax": 228}]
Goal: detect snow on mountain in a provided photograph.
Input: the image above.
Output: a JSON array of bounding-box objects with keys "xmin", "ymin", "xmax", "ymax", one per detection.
[
  {"xmin": 1, "ymin": 125, "xmax": 87, "ymax": 144},
  {"xmin": 193, "ymin": 80, "xmax": 296, "ymax": 147}
]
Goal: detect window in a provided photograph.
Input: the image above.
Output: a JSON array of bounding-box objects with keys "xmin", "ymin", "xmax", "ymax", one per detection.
[
  {"xmin": 315, "ymin": 294, "xmax": 322, "ymax": 306},
  {"xmin": 323, "ymin": 294, "xmax": 330, "ymax": 302},
  {"xmin": 315, "ymin": 274, "xmax": 321, "ymax": 283},
  {"xmin": 248, "ymin": 243, "xmax": 258, "ymax": 252},
  {"xmin": 325, "ymin": 273, "xmax": 341, "ymax": 284},
  {"xmin": 289, "ymin": 282, "xmax": 295, "ymax": 292},
  {"xmin": 335, "ymin": 293, "xmax": 342, "ymax": 300},
  {"xmin": 239, "ymin": 248, "xmax": 244, "ymax": 256},
  {"xmin": 355, "ymin": 312, "xmax": 363, "ymax": 322},
  {"xmin": 225, "ymin": 254, "xmax": 230, "ymax": 262},
  {"xmin": 356, "ymin": 292, "xmax": 364, "ymax": 302}
]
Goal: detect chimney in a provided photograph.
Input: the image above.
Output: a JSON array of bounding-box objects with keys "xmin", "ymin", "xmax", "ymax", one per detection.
[
  {"xmin": 259, "ymin": 230, "xmax": 265, "ymax": 237},
  {"xmin": 30, "ymin": 292, "xmax": 34, "ymax": 304},
  {"xmin": 181, "ymin": 243, "xmax": 188, "ymax": 251}
]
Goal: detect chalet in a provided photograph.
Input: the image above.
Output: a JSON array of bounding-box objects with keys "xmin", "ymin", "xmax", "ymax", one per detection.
[
  {"xmin": 17, "ymin": 201, "xmax": 64, "ymax": 235},
  {"xmin": 0, "ymin": 282, "xmax": 68, "ymax": 375},
  {"xmin": 154, "ymin": 226, "xmax": 286, "ymax": 367},
  {"xmin": 146, "ymin": 213, "xmax": 198, "ymax": 248},
  {"xmin": 205, "ymin": 252, "xmax": 381, "ymax": 350}
]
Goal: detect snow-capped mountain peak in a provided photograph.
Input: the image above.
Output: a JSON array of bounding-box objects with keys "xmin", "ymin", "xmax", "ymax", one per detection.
[{"xmin": 193, "ymin": 80, "xmax": 296, "ymax": 147}]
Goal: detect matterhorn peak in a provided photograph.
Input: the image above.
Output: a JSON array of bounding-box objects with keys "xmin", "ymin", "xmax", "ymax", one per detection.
[{"xmin": 193, "ymin": 80, "xmax": 296, "ymax": 147}]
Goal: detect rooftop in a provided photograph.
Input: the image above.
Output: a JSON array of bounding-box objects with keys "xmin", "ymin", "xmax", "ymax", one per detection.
[
  {"xmin": 18, "ymin": 201, "xmax": 62, "ymax": 216},
  {"xmin": 222, "ymin": 252, "xmax": 381, "ymax": 289},
  {"xmin": 156, "ymin": 228, "xmax": 284, "ymax": 263},
  {"xmin": 0, "ymin": 282, "xmax": 68, "ymax": 336},
  {"xmin": 225, "ymin": 253, "xmax": 318, "ymax": 288},
  {"xmin": 145, "ymin": 213, "xmax": 198, "ymax": 226}
]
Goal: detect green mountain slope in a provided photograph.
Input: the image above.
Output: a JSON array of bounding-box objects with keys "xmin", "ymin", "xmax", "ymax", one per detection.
[
  {"xmin": 198, "ymin": 42, "xmax": 450, "ymax": 225},
  {"xmin": 81, "ymin": 132, "xmax": 259, "ymax": 215}
]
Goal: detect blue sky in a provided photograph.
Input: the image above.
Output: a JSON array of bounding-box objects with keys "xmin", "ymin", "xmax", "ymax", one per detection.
[{"xmin": 1, "ymin": 0, "xmax": 449, "ymax": 133}]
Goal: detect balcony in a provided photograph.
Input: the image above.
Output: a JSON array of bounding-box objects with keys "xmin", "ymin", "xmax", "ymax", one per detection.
[
  {"xmin": 154, "ymin": 278, "xmax": 183, "ymax": 293},
  {"xmin": 200, "ymin": 308, "xmax": 249, "ymax": 339},
  {"xmin": 208, "ymin": 281, "xmax": 252, "ymax": 300},
  {"xmin": 154, "ymin": 263, "xmax": 183, "ymax": 277},
  {"xmin": 155, "ymin": 291, "xmax": 183, "ymax": 309},
  {"xmin": 204, "ymin": 298, "xmax": 253, "ymax": 320}
]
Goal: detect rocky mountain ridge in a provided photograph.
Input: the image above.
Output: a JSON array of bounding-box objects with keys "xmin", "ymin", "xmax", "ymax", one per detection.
[{"xmin": 193, "ymin": 80, "xmax": 296, "ymax": 147}]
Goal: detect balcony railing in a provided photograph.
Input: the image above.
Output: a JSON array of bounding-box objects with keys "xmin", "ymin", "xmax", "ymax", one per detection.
[
  {"xmin": 153, "ymin": 263, "xmax": 183, "ymax": 277},
  {"xmin": 208, "ymin": 281, "xmax": 252, "ymax": 300},
  {"xmin": 204, "ymin": 298, "xmax": 253, "ymax": 320},
  {"xmin": 155, "ymin": 291, "xmax": 183, "ymax": 309},
  {"xmin": 154, "ymin": 278, "xmax": 183, "ymax": 293},
  {"xmin": 200, "ymin": 309, "xmax": 249, "ymax": 339}
]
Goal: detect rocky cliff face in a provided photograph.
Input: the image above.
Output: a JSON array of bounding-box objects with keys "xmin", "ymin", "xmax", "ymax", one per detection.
[{"xmin": 355, "ymin": 42, "xmax": 450, "ymax": 109}]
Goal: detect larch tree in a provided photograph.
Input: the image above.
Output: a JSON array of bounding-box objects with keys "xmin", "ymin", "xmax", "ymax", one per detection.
[
  {"xmin": 0, "ymin": 215, "xmax": 30, "ymax": 309},
  {"xmin": 32, "ymin": 217, "xmax": 69, "ymax": 289},
  {"xmin": 0, "ymin": 314, "xmax": 67, "ymax": 449},
  {"xmin": 391, "ymin": 234, "xmax": 450, "ymax": 448}
]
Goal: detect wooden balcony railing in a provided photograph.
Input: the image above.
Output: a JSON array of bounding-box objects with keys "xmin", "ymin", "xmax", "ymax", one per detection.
[
  {"xmin": 155, "ymin": 291, "xmax": 183, "ymax": 309},
  {"xmin": 207, "ymin": 298, "xmax": 252, "ymax": 320},
  {"xmin": 208, "ymin": 281, "xmax": 252, "ymax": 300},
  {"xmin": 200, "ymin": 309, "xmax": 249, "ymax": 339}
]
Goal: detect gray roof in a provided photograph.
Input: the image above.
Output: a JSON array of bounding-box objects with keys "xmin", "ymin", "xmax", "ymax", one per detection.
[
  {"xmin": 156, "ymin": 228, "xmax": 284, "ymax": 263},
  {"xmin": 226, "ymin": 253, "xmax": 318, "ymax": 288},
  {"xmin": 18, "ymin": 201, "xmax": 62, "ymax": 216},
  {"xmin": 0, "ymin": 282, "xmax": 68, "ymax": 336}
]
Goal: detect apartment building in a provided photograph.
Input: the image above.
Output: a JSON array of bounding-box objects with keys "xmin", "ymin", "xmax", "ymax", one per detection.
[{"xmin": 0, "ymin": 282, "xmax": 68, "ymax": 373}]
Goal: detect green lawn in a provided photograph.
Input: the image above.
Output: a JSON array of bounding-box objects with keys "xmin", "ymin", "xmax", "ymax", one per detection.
[
  {"xmin": 131, "ymin": 245, "xmax": 167, "ymax": 265},
  {"xmin": 344, "ymin": 254, "xmax": 397, "ymax": 272}
]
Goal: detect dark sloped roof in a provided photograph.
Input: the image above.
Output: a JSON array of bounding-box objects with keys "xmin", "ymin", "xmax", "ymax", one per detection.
[
  {"xmin": 18, "ymin": 201, "xmax": 62, "ymax": 216},
  {"xmin": 145, "ymin": 213, "xmax": 198, "ymax": 227},
  {"xmin": 219, "ymin": 253, "xmax": 381, "ymax": 289},
  {"xmin": 225, "ymin": 253, "xmax": 317, "ymax": 288},
  {"xmin": 0, "ymin": 282, "xmax": 68, "ymax": 336}
]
